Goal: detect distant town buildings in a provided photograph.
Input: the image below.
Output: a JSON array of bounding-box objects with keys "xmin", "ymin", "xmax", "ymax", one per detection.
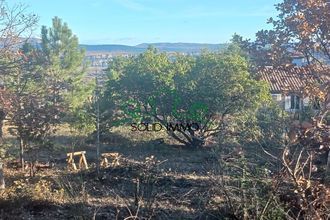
[
  {"xmin": 84, "ymin": 52, "xmax": 132, "ymax": 81},
  {"xmin": 291, "ymin": 51, "xmax": 330, "ymax": 67},
  {"xmin": 84, "ymin": 51, "xmax": 199, "ymax": 80}
]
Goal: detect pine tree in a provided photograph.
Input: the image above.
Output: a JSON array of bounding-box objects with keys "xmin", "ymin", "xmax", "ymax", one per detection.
[
  {"xmin": 40, "ymin": 16, "xmax": 94, "ymax": 119},
  {"xmin": 5, "ymin": 17, "xmax": 93, "ymax": 169}
]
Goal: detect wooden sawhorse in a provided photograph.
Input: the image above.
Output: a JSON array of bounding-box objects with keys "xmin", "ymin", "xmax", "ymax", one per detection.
[
  {"xmin": 100, "ymin": 153, "xmax": 121, "ymax": 168},
  {"xmin": 67, "ymin": 151, "xmax": 88, "ymax": 170}
]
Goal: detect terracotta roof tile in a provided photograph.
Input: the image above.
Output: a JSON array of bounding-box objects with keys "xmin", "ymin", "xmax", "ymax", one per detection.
[{"xmin": 258, "ymin": 66, "xmax": 321, "ymax": 93}]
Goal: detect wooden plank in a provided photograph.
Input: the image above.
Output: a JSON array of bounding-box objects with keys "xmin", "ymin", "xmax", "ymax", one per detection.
[
  {"xmin": 81, "ymin": 154, "xmax": 88, "ymax": 169},
  {"xmin": 66, "ymin": 151, "xmax": 86, "ymax": 157},
  {"xmin": 0, "ymin": 163, "xmax": 5, "ymax": 189},
  {"xmin": 100, "ymin": 152, "xmax": 121, "ymax": 167},
  {"xmin": 101, "ymin": 153, "xmax": 119, "ymax": 158},
  {"xmin": 67, "ymin": 154, "xmax": 77, "ymax": 170},
  {"xmin": 72, "ymin": 162, "xmax": 77, "ymax": 170},
  {"xmin": 101, "ymin": 158, "xmax": 109, "ymax": 167},
  {"xmin": 66, "ymin": 151, "xmax": 89, "ymax": 171},
  {"xmin": 78, "ymin": 155, "xmax": 83, "ymax": 169},
  {"xmin": 112, "ymin": 156, "xmax": 120, "ymax": 166}
]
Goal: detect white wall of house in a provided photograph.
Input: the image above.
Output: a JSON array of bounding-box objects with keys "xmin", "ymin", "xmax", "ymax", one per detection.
[
  {"xmin": 271, "ymin": 94, "xmax": 282, "ymax": 102},
  {"xmin": 284, "ymin": 95, "xmax": 291, "ymax": 111},
  {"xmin": 272, "ymin": 93, "xmax": 310, "ymax": 112}
]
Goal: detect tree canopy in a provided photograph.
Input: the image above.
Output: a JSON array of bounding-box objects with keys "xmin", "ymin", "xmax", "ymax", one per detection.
[
  {"xmin": 103, "ymin": 47, "xmax": 270, "ymax": 147},
  {"xmin": 1, "ymin": 16, "xmax": 92, "ymax": 168}
]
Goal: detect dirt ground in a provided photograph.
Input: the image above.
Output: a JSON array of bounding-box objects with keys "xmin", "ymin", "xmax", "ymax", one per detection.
[
  {"xmin": 0, "ymin": 125, "xmax": 228, "ymax": 219},
  {"xmin": 1, "ymin": 125, "xmax": 328, "ymax": 219}
]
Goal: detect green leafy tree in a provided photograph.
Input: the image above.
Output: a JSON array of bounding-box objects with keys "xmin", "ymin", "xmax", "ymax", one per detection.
[
  {"xmin": 3, "ymin": 17, "xmax": 93, "ymax": 168},
  {"xmin": 0, "ymin": 1, "xmax": 38, "ymax": 171},
  {"xmin": 104, "ymin": 47, "xmax": 270, "ymax": 147},
  {"xmin": 6, "ymin": 43, "xmax": 60, "ymax": 169},
  {"xmin": 39, "ymin": 16, "xmax": 94, "ymax": 130}
]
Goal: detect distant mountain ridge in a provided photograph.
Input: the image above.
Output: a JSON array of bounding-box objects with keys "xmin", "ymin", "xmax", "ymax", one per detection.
[
  {"xmin": 1, "ymin": 38, "xmax": 227, "ymax": 54},
  {"xmin": 80, "ymin": 44, "xmax": 144, "ymax": 53},
  {"xmin": 80, "ymin": 43, "xmax": 227, "ymax": 54}
]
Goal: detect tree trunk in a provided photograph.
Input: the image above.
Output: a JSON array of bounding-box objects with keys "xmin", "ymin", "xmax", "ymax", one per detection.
[
  {"xmin": 0, "ymin": 109, "xmax": 5, "ymax": 139},
  {"xmin": 0, "ymin": 121, "xmax": 3, "ymax": 139},
  {"xmin": 20, "ymin": 138, "xmax": 25, "ymax": 170},
  {"xmin": 326, "ymin": 150, "xmax": 330, "ymax": 184},
  {"xmin": 0, "ymin": 162, "xmax": 5, "ymax": 189}
]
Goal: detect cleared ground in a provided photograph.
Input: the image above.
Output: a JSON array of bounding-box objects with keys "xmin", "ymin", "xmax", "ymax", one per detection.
[{"xmin": 0, "ymin": 125, "xmax": 230, "ymax": 219}]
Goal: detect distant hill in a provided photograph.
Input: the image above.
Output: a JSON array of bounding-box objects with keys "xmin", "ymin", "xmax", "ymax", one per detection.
[
  {"xmin": 136, "ymin": 43, "xmax": 226, "ymax": 53},
  {"xmin": 81, "ymin": 43, "xmax": 227, "ymax": 54},
  {"xmin": 0, "ymin": 37, "xmax": 41, "ymax": 49},
  {"xmin": 80, "ymin": 44, "xmax": 144, "ymax": 53},
  {"xmin": 1, "ymin": 38, "xmax": 227, "ymax": 54}
]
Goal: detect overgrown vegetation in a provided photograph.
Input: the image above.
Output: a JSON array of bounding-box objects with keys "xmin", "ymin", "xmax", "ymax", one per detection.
[
  {"xmin": 102, "ymin": 46, "xmax": 270, "ymax": 148},
  {"xmin": 0, "ymin": 0, "xmax": 329, "ymax": 219}
]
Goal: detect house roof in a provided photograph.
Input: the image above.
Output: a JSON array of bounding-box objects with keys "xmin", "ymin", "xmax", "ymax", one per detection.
[{"xmin": 258, "ymin": 66, "xmax": 322, "ymax": 93}]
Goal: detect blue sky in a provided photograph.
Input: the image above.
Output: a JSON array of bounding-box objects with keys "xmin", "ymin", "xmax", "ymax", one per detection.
[{"xmin": 11, "ymin": 0, "xmax": 282, "ymax": 45}]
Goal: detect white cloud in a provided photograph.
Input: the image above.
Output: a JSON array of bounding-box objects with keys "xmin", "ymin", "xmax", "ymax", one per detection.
[{"xmin": 113, "ymin": 0, "xmax": 152, "ymax": 12}]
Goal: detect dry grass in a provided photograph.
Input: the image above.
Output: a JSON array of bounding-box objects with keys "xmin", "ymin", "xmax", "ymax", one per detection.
[
  {"xmin": 2, "ymin": 124, "xmax": 327, "ymax": 219},
  {"xmin": 0, "ymin": 124, "xmax": 223, "ymax": 219}
]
